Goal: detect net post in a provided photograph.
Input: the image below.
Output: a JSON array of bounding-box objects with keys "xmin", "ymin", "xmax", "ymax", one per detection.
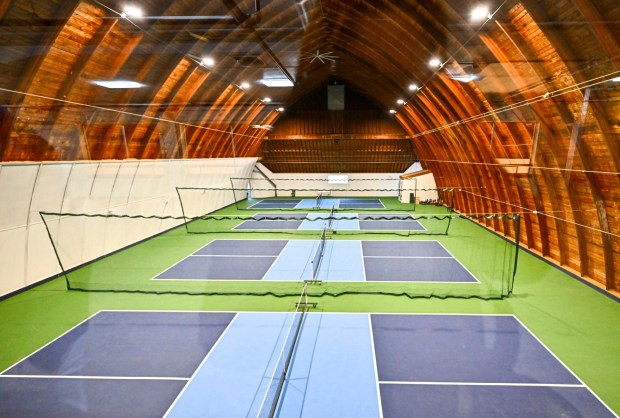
[
  {"xmin": 174, "ymin": 187, "xmax": 190, "ymax": 233},
  {"xmin": 229, "ymin": 177, "xmax": 240, "ymax": 210},
  {"xmin": 311, "ymin": 227, "xmax": 328, "ymax": 281},
  {"xmin": 449, "ymin": 188, "xmax": 455, "ymax": 212},
  {"xmin": 510, "ymin": 213, "xmax": 521, "ymax": 294},
  {"xmin": 327, "ymin": 204, "xmax": 336, "ymax": 232},
  {"xmin": 444, "ymin": 214, "xmax": 454, "ymax": 235},
  {"xmin": 413, "ymin": 177, "xmax": 417, "ymax": 211},
  {"xmin": 39, "ymin": 212, "xmax": 71, "ymax": 290}
]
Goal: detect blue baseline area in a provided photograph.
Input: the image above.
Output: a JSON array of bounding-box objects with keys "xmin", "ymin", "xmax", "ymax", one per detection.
[
  {"xmin": 0, "ymin": 377, "xmax": 186, "ymax": 418},
  {"xmin": 263, "ymin": 240, "xmax": 365, "ymax": 282},
  {"xmin": 154, "ymin": 255, "xmax": 276, "ymax": 280},
  {"xmin": 0, "ymin": 311, "xmax": 235, "ymax": 418},
  {"xmin": 249, "ymin": 199, "xmax": 302, "ymax": 209},
  {"xmin": 372, "ymin": 314, "xmax": 615, "ymax": 418},
  {"xmin": 363, "ymin": 257, "xmax": 478, "ymax": 282},
  {"xmin": 195, "ymin": 239, "xmax": 288, "ymax": 256},
  {"xmin": 168, "ymin": 313, "xmax": 380, "ymax": 418},
  {"xmin": 362, "ymin": 240, "xmax": 451, "ymax": 257},
  {"xmin": 379, "ymin": 384, "xmax": 617, "ymax": 418},
  {"xmin": 5, "ymin": 311, "xmax": 235, "ymax": 378},
  {"xmin": 338, "ymin": 199, "xmax": 385, "ymax": 209},
  {"xmin": 371, "ymin": 314, "xmax": 581, "ymax": 384}
]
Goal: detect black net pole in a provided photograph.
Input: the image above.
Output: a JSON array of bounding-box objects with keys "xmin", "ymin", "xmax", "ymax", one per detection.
[
  {"xmin": 174, "ymin": 187, "xmax": 190, "ymax": 233},
  {"xmin": 39, "ymin": 212, "xmax": 71, "ymax": 290},
  {"xmin": 229, "ymin": 177, "xmax": 240, "ymax": 210},
  {"xmin": 510, "ymin": 213, "xmax": 521, "ymax": 294}
]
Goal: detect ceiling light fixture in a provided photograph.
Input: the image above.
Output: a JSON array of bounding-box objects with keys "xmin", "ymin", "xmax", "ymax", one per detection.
[
  {"xmin": 262, "ymin": 97, "xmax": 272, "ymax": 103},
  {"xmin": 397, "ymin": 99, "xmax": 405, "ymax": 105},
  {"xmin": 408, "ymin": 84, "xmax": 418, "ymax": 91},
  {"xmin": 200, "ymin": 57, "xmax": 215, "ymax": 67},
  {"xmin": 451, "ymin": 74, "xmax": 477, "ymax": 83},
  {"xmin": 429, "ymin": 58, "xmax": 442, "ymax": 68},
  {"xmin": 240, "ymin": 81, "xmax": 250, "ymax": 89},
  {"xmin": 611, "ymin": 77, "xmax": 620, "ymax": 82},
  {"xmin": 471, "ymin": 5, "xmax": 491, "ymax": 22},
  {"xmin": 277, "ymin": 107, "xmax": 285, "ymax": 112},
  {"xmin": 121, "ymin": 5, "xmax": 143, "ymax": 19},
  {"xmin": 94, "ymin": 80, "xmax": 144, "ymax": 89},
  {"xmin": 389, "ymin": 109, "xmax": 397, "ymax": 114},
  {"xmin": 251, "ymin": 124, "xmax": 274, "ymax": 130},
  {"xmin": 260, "ymin": 78, "xmax": 294, "ymax": 87}
]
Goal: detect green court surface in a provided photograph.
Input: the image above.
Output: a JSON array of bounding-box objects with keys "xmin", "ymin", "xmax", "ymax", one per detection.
[{"xmin": 1, "ymin": 198, "xmax": 619, "ymax": 415}]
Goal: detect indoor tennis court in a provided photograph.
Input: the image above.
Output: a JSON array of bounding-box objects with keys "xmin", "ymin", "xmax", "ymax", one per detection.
[
  {"xmin": 1, "ymin": 310, "xmax": 614, "ymax": 417},
  {"xmin": 1, "ymin": 1, "xmax": 619, "ymax": 417}
]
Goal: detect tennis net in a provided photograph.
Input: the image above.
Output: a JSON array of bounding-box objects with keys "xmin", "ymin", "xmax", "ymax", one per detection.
[
  {"xmin": 311, "ymin": 227, "xmax": 328, "ymax": 282},
  {"xmin": 257, "ymin": 284, "xmax": 311, "ymax": 418},
  {"xmin": 39, "ymin": 208, "xmax": 520, "ymax": 300}
]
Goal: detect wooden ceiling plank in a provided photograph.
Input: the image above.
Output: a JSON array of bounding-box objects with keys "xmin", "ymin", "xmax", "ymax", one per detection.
[
  {"xmin": 522, "ymin": 0, "xmax": 615, "ymax": 285},
  {"xmin": 38, "ymin": 17, "xmax": 118, "ymax": 143},
  {"xmin": 0, "ymin": 1, "xmax": 81, "ymax": 159}
]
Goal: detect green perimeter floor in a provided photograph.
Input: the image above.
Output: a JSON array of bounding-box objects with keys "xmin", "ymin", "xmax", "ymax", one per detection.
[{"xmin": 1, "ymin": 197, "xmax": 619, "ymax": 414}]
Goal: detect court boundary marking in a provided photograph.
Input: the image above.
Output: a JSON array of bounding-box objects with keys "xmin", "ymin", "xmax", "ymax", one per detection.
[
  {"xmin": 362, "ymin": 240, "xmax": 482, "ymax": 284},
  {"xmin": 149, "ymin": 238, "xmax": 484, "ymax": 285},
  {"xmin": 163, "ymin": 312, "xmax": 240, "ymax": 417},
  {"xmin": 369, "ymin": 313, "xmax": 618, "ymax": 418},
  {"xmin": 1, "ymin": 309, "xmax": 617, "ymax": 417}
]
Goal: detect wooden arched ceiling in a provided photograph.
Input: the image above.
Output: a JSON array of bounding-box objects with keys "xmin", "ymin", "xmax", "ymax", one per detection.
[{"xmin": 0, "ymin": 0, "xmax": 618, "ymax": 291}]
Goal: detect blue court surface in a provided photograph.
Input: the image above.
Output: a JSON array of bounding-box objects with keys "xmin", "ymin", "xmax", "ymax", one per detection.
[
  {"xmin": 153, "ymin": 239, "xmax": 477, "ymax": 283},
  {"xmin": 234, "ymin": 213, "xmax": 426, "ymax": 232},
  {"xmin": 0, "ymin": 312, "xmax": 614, "ymax": 417},
  {"xmin": 248, "ymin": 197, "xmax": 385, "ymax": 210}
]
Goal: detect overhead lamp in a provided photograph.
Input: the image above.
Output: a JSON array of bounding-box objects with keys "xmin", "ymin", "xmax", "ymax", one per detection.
[
  {"xmin": 389, "ymin": 109, "xmax": 397, "ymax": 114},
  {"xmin": 121, "ymin": 5, "xmax": 143, "ymax": 19},
  {"xmin": 397, "ymin": 99, "xmax": 405, "ymax": 105},
  {"xmin": 262, "ymin": 97, "xmax": 272, "ymax": 103},
  {"xmin": 200, "ymin": 57, "xmax": 215, "ymax": 67},
  {"xmin": 471, "ymin": 5, "xmax": 491, "ymax": 22},
  {"xmin": 260, "ymin": 78, "xmax": 294, "ymax": 87},
  {"xmin": 277, "ymin": 107, "xmax": 285, "ymax": 112},
  {"xmin": 451, "ymin": 74, "xmax": 477, "ymax": 83},
  {"xmin": 240, "ymin": 81, "xmax": 250, "ymax": 89},
  {"xmin": 611, "ymin": 77, "xmax": 620, "ymax": 82},
  {"xmin": 251, "ymin": 124, "xmax": 273, "ymax": 130},
  {"xmin": 429, "ymin": 58, "xmax": 442, "ymax": 68},
  {"xmin": 94, "ymin": 80, "xmax": 144, "ymax": 89},
  {"xmin": 408, "ymin": 83, "xmax": 418, "ymax": 91}
]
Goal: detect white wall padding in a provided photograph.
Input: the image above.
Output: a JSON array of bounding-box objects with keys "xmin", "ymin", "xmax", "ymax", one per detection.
[{"xmin": 0, "ymin": 158, "xmax": 256, "ymax": 297}]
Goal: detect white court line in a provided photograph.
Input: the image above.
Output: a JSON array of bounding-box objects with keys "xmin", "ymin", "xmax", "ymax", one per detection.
[
  {"xmin": 260, "ymin": 239, "xmax": 303, "ymax": 281},
  {"xmin": 0, "ymin": 375, "xmax": 189, "ymax": 381},
  {"xmin": 0, "ymin": 311, "xmax": 100, "ymax": 375},
  {"xmin": 163, "ymin": 313, "xmax": 240, "ymax": 418},
  {"xmin": 191, "ymin": 254, "xmax": 277, "ymax": 258},
  {"xmin": 151, "ymin": 238, "xmax": 288, "ymax": 281},
  {"xmin": 434, "ymin": 241, "xmax": 482, "ymax": 284},
  {"xmin": 367, "ymin": 314, "xmax": 384, "ymax": 418},
  {"xmin": 379, "ymin": 381, "xmax": 585, "ymax": 388},
  {"xmin": 370, "ymin": 313, "xmax": 619, "ymax": 418},
  {"xmin": 359, "ymin": 240, "xmax": 367, "ymax": 282},
  {"xmin": 363, "ymin": 255, "xmax": 452, "ymax": 259},
  {"xmin": 512, "ymin": 316, "xmax": 620, "ymax": 418}
]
